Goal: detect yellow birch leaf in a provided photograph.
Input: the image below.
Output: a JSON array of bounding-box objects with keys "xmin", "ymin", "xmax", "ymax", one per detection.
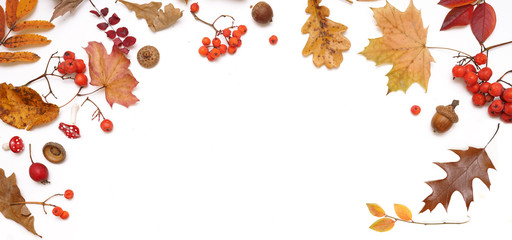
[
  {"xmin": 2, "ymin": 34, "xmax": 51, "ymax": 48},
  {"xmin": 393, "ymin": 204, "xmax": 412, "ymax": 221},
  {"xmin": 5, "ymin": 0, "xmax": 19, "ymax": 28},
  {"xmin": 301, "ymin": 0, "xmax": 351, "ymax": 69},
  {"xmin": 0, "ymin": 6, "xmax": 5, "ymax": 40},
  {"xmin": 0, "ymin": 51, "xmax": 40, "ymax": 63},
  {"xmin": 16, "ymin": 0, "xmax": 37, "ymax": 20},
  {"xmin": 366, "ymin": 203, "xmax": 386, "ymax": 217},
  {"xmin": 360, "ymin": 0, "xmax": 434, "ymax": 94},
  {"xmin": 369, "ymin": 218, "xmax": 395, "ymax": 232},
  {"xmin": 13, "ymin": 20, "xmax": 55, "ymax": 32}
]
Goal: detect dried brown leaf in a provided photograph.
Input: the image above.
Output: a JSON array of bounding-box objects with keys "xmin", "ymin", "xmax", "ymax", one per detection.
[
  {"xmin": 0, "ymin": 51, "xmax": 40, "ymax": 63},
  {"xmin": 50, "ymin": 0, "xmax": 84, "ymax": 22},
  {"xmin": 119, "ymin": 0, "xmax": 183, "ymax": 32}
]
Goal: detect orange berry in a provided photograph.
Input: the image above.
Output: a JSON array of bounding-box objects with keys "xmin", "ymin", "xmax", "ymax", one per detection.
[
  {"xmin": 74, "ymin": 73, "xmax": 88, "ymax": 87},
  {"xmin": 207, "ymin": 53, "xmax": 215, "ymax": 61},
  {"xmin": 57, "ymin": 62, "xmax": 66, "ymax": 74},
  {"xmin": 202, "ymin": 37, "xmax": 211, "ymax": 46},
  {"xmin": 60, "ymin": 211, "xmax": 69, "ymax": 220},
  {"xmin": 237, "ymin": 25, "xmax": 247, "ymax": 34},
  {"xmin": 212, "ymin": 37, "xmax": 221, "ymax": 48},
  {"xmin": 227, "ymin": 46, "xmax": 237, "ymax": 54},
  {"xmin": 74, "ymin": 59, "xmax": 86, "ymax": 73},
  {"xmin": 232, "ymin": 30, "xmax": 242, "ymax": 39},
  {"xmin": 198, "ymin": 46, "xmax": 209, "ymax": 56},
  {"xmin": 222, "ymin": 28, "xmax": 231, "ymax": 38},
  {"xmin": 219, "ymin": 44, "xmax": 227, "ymax": 54},
  {"xmin": 63, "ymin": 51, "xmax": 75, "ymax": 61},
  {"xmin": 228, "ymin": 37, "xmax": 239, "ymax": 47},
  {"xmin": 190, "ymin": 2, "xmax": 199, "ymax": 13},
  {"xmin": 269, "ymin": 35, "xmax": 278, "ymax": 45},
  {"xmin": 63, "ymin": 59, "xmax": 77, "ymax": 74},
  {"xmin": 64, "ymin": 189, "xmax": 74, "ymax": 199},
  {"xmin": 210, "ymin": 48, "xmax": 220, "ymax": 58},
  {"xmin": 410, "ymin": 105, "xmax": 421, "ymax": 115},
  {"xmin": 52, "ymin": 206, "xmax": 63, "ymax": 216}
]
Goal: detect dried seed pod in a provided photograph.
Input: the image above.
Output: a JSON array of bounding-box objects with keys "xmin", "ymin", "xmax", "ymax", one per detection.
[
  {"xmin": 432, "ymin": 100, "xmax": 459, "ymax": 133},
  {"xmin": 137, "ymin": 45, "xmax": 160, "ymax": 68},
  {"xmin": 252, "ymin": 1, "xmax": 273, "ymax": 24}
]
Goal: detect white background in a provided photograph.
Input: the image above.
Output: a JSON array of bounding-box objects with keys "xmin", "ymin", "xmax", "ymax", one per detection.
[{"xmin": 1, "ymin": 0, "xmax": 511, "ymax": 239}]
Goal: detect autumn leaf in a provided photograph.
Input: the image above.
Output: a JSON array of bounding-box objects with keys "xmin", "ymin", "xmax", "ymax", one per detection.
[
  {"xmin": 301, "ymin": 0, "xmax": 351, "ymax": 69},
  {"xmin": 13, "ymin": 20, "xmax": 55, "ymax": 32},
  {"xmin": 0, "ymin": 82, "xmax": 59, "ymax": 130},
  {"xmin": 16, "ymin": 0, "xmax": 37, "ymax": 20},
  {"xmin": 0, "ymin": 6, "xmax": 5, "ymax": 40},
  {"xmin": 438, "ymin": 0, "xmax": 475, "ymax": 8},
  {"xmin": 369, "ymin": 218, "xmax": 395, "ymax": 232},
  {"xmin": 0, "ymin": 169, "xmax": 40, "ymax": 237},
  {"xmin": 50, "ymin": 0, "xmax": 84, "ymax": 22},
  {"xmin": 2, "ymin": 34, "xmax": 50, "ymax": 48},
  {"xmin": 420, "ymin": 147, "xmax": 495, "ymax": 213},
  {"xmin": 118, "ymin": 0, "xmax": 183, "ymax": 32},
  {"xmin": 440, "ymin": 4, "xmax": 473, "ymax": 31},
  {"xmin": 366, "ymin": 203, "xmax": 385, "ymax": 217},
  {"xmin": 0, "ymin": 51, "xmax": 39, "ymax": 63},
  {"xmin": 393, "ymin": 204, "xmax": 412, "ymax": 221},
  {"xmin": 360, "ymin": 0, "xmax": 434, "ymax": 94},
  {"xmin": 470, "ymin": 3, "xmax": 496, "ymax": 44},
  {"xmin": 5, "ymin": 0, "xmax": 18, "ymax": 28},
  {"xmin": 84, "ymin": 42, "xmax": 139, "ymax": 108}
]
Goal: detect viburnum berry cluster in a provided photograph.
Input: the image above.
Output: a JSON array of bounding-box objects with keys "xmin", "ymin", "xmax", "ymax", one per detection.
[
  {"xmin": 10, "ymin": 190, "xmax": 74, "ymax": 220},
  {"xmin": 452, "ymin": 52, "xmax": 512, "ymax": 123},
  {"xmin": 90, "ymin": 3, "xmax": 136, "ymax": 54},
  {"xmin": 191, "ymin": 2, "xmax": 247, "ymax": 61}
]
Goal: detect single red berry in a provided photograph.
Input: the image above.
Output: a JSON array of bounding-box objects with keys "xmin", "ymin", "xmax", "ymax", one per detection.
[
  {"xmin": 212, "ymin": 37, "xmax": 221, "ymax": 48},
  {"xmin": 452, "ymin": 65, "xmax": 466, "ymax": 78},
  {"xmin": 465, "ymin": 64, "xmax": 476, "ymax": 73},
  {"xmin": 63, "ymin": 59, "xmax": 77, "ymax": 74},
  {"xmin": 228, "ymin": 37, "xmax": 238, "ymax": 47},
  {"xmin": 29, "ymin": 162, "xmax": 49, "ymax": 183},
  {"xmin": 410, "ymin": 105, "xmax": 421, "ymax": 115},
  {"xmin": 478, "ymin": 67, "xmax": 492, "ymax": 81},
  {"xmin": 57, "ymin": 62, "xmax": 66, "ymax": 74},
  {"xmin": 52, "ymin": 206, "xmax": 63, "ymax": 216},
  {"xmin": 9, "ymin": 136, "xmax": 24, "ymax": 153},
  {"xmin": 463, "ymin": 71, "xmax": 478, "ymax": 86},
  {"xmin": 97, "ymin": 22, "xmax": 108, "ymax": 30},
  {"xmin": 466, "ymin": 82, "xmax": 480, "ymax": 94},
  {"xmin": 489, "ymin": 82, "xmax": 504, "ymax": 97},
  {"xmin": 100, "ymin": 119, "xmax": 114, "ymax": 132},
  {"xmin": 100, "ymin": 7, "xmax": 109, "ymax": 16},
  {"xmin": 504, "ymin": 102, "xmax": 512, "ymax": 115},
  {"xmin": 222, "ymin": 28, "xmax": 231, "ymax": 38},
  {"xmin": 123, "ymin": 36, "xmax": 136, "ymax": 47},
  {"xmin": 269, "ymin": 35, "xmax": 278, "ymax": 45},
  {"xmin": 474, "ymin": 53, "xmax": 487, "ymax": 65},
  {"xmin": 198, "ymin": 46, "xmax": 209, "ymax": 56},
  {"xmin": 472, "ymin": 93, "xmax": 486, "ymax": 106},
  {"xmin": 74, "ymin": 59, "xmax": 86, "ymax": 73},
  {"xmin": 501, "ymin": 113, "xmax": 512, "ymax": 123},
  {"xmin": 232, "ymin": 30, "xmax": 242, "ymax": 39},
  {"xmin": 238, "ymin": 25, "xmax": 247, "ymax": 34},
  {"xmin": 485, "ymin": 94, "xmax": 494, "ymax": 102},
  {"xmin": 64, "ymin": 189, "xmax": 74, "ymax": 199},
  {"xmin": 60, "ymin": 211, "xmax": 69, "ymax": 220},
  {"xmin": 236, "ymin": 39, "xmax": 242, "ymax": 47},
  {"xmin": 207, "ymin": 53, "xmax": 215, "ymax": 61},
  {"xmin": 227, "ymin": 45, "xmax": 237, "ymax": 54},
  {"xmin": 108, "ymin": 13, "xmax": 120, "ymax": 25},
  {"xmin": 116, "ymin": 27, "xmax": 129, "ymax": 38},
  {"xmin": 202, "ymin": 37, "xmax": 211, "ymax": 46},
  {"xmin": 502, "ymin": 88, "xmax": 512, "ymax": 102},
  {"xmin": 490, "ymin": 99, "xmax": 504, "ymax": 112},
  {"xmin": 480, "ymin": 82, "xmax": 491, "ymax": 94},
  {"xmin": 190, "ymin": 2, "xmax": 199, "ymax": 13},
  {"xmin": 210, "ymin": 48, "xmax": 220, "ymax": 58},
  {"xmin": 106, "ymin": 30, "xmax": 117, "ymax": 39},
  {"xmin": 63, "ymin": 51, "xmax": 75, "ymax": 61},
  {"xmin": 74, "ymin": 73, "xmax": 88, "ymax": 87},
  {"xmin": 219, "ymin": 44, "xmax": 227, "ymax": 54}
]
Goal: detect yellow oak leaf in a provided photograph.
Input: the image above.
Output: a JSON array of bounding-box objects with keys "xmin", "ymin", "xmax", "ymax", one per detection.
[
  {"xmin": 301, "ymin": 0, "xmax": 351, "ymax": 69},
  {"xmin": 360, "ymin": 0, "xmax": 434, "ymax": 94}
]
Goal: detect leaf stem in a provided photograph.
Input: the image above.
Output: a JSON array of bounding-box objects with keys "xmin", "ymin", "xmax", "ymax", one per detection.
[
  {"xmin": 384, "ymin": 214, "xmax": 470, "ymax": 225},
  {"xmin": 484, "ymin": 40, "xmax": 512, "ymax": 51},
  {"xmin": 427, "ymin": 46, "xmax": 472, "ymax": 58},
  {"xmin": 484, "ymin": 123, "xmax": 500, "ymax": 149}
]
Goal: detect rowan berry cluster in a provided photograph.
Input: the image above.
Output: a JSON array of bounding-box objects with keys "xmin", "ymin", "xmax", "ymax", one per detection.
[
  {"xmin": 90, "ymin": 6, "xmax": 136, "ymax": 54},
  {"xmin": 57, "ymin": 51, "xmax": 88, "ymax": 87},
  {"xmin": 452, "ymin": 52, "xmax": 512, "ymax": 123},
  {"xmin": 10, "ymin": 189, "xmax": 74, "ymax": 220}
]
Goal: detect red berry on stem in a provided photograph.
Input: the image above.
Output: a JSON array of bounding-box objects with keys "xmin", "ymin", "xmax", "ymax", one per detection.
[
  {"xmin": 60, "ymin": 211, "xmax": 69, "ymax": 220},
  {"xmin": 501, "ymin": 113, "xmax": 512, "ymax": 123},
  {"xmin": 64, "ymin": 189, "xmax": 74, "ymax": 199},
  {"xmin": 113, "ymin": 38, "xmax": 123, "ymax": 47},
  {"xmin": 63, "ymin": 59, "xmax": 77, "ymax": 74},
  {"xmin": 202, "ymin": 37, "xmax": 211, "ymax": 46},
  {"xmin": 504, "ymin": 102, "xmax": 512, "ymax": 115},
  {"xmin": 228, "ymin": 37, "xmax": 238, "ymax": 47},
  {"xmin": 410, "ymin": 105, "xmax": 421, "ymax": 115},
  {"xmin": 210, "ymin": 48, "xmax": 220, "ymax": 58},
  {"xmin": 100, "ymin": 119, "xmax": 114, "ymax": 132},
  {"xmin": 190, "ymin": 2, "xmax": 199, "ymax": 13},
  {"xmin": 489, "ymin": 82, "xmax": 504, "ymax": 97},
  {"xmin": 480, "ymin": 82, "xmax": 491, "ymax": 93},
  {"xmin": 222, "ymin": 29, "xmax": 231, "ymax": 38},
  {"xmin": 466, "ymin": 82, "xmax": 480, "ymax": 94},
  {"xmin": 238, "ymin": 25, "xmax": 247, "ymax": 34},
  {"xmin": 465, "ymin": 64, "xmax": 476, "ymax": 73},
  {"xmin": 63, "ymin": 51, "xmax": 75, "ymax": 61},
  {"xmin": 57, "ymin": 62, "xmax": 66, "ymax": 74},
  {"xmin": 227, "ymin": 46, "xmax": 237, "ymax": 54},
  {"xmin": 232, "ymin": 30, "xmax": 242, "ymax": 39},
  {"xmin": 478, "ymin": 67, "xmax": 492, "ymax": 81},
  {"xmin": 472, "ymin": 93, "xmax": 486, "ymax": 106},
  {"xmin": 463, "ymin": 71, "xmax": 478, "ymax": 86},
  {"xmin": 452, "ymin": 65, "xmax": 466, "ymax": 78},
  {"xmin": 9, "ymin": 136, "xmax": 24, "ymax": 153},
  {"xmin": 219, "ymin": 44, "xmax": 227, "ymax": 54},
  {"xmin": 52, "ymin": 206, "xmax": 63, "ymax": 216},
  {"xmin": 198, "ymin": 46, "xmax": 209, "ymax": 56},
  {"xmin": 29, "ymin": 162, "xmax": 49, "ymax": 183},
  {"xmin": 74, "ymin": 59, "xmax": 86, "ymax": 73},
  {"xmin": 74, "ymin": 73, "xmax": 88, "ymax": 87},
  {"xmin": 269, "ymin": 35, "xmax": 278, "ymax": 44},
  {"xmin": 474, "ymin": 53, "xmax": 487, "ymax": 65},
  {"xmin": 502, "ymin": 88, "xmax": 512, "ymax": 102},
  {"xmin": 212, "ymin": 38, "xmax": 221, "ymax": 48}
]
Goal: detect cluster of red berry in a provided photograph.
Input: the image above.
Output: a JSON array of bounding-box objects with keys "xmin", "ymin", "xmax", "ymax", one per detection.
[
  {"xmin": 51, "ymin": 190, "xmax": 74, "ymax": 220},
  {"xmin": 452, "ymin": 52, "xmax": 512, "ymax": 123},
  {"xmin": 91, "ymin": 6, "xmax": 136, "ymax": 54},
  {"xmin": 57, "ymin": 51, "xmax": 88, "ymax": 87}
]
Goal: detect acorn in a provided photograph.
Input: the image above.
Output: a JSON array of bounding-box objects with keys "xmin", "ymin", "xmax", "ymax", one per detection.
[{"xmin": 431, "ymin": 100, "xmax": 459, "ymax": 133}]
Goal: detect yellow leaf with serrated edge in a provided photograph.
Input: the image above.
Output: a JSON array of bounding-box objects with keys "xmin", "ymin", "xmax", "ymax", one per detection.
[
  {"xmin": 17, "ymin": 0, "xmax": 37, "ymax": 20},
  {"xmin": 394, "ymin": 204, "xmax": 412, "ymax": 221},
  {"xmin": 0, "ymin": 51, "xmax": 40, "ymax": 63},
  {"xmin": 366, "ymin": 203, "xmax": 385, "ymax": 217},
  {"xmin": 369, "ymin": 218, "xmax": 395, "ymax": 232},
  {"xmin": 301, "ymin": 0, "xmax": 351, "ymax": 69},
  {"xmin": 13, "ymin": 20, "xmax": 54, "ymax": 32},
  {"xmin": 2, "ymin": 34, "xmax": 50, "ymax": 48},
  {"xmin": 5, "ymin": 0, "xmax": 18, "ymax": 28},
  {"xmin": 0, "ymin": 6, "xmax": 5, "ymax": 40}
]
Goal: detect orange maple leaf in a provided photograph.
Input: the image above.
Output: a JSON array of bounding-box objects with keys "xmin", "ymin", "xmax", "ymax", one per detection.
[
  {"xmin": 360, "ymin": 0, "xmax": 434, "ymax": 94},
  {"xmin": 84, "ymin": 42, "xmax": 139, "ymax": 108}
]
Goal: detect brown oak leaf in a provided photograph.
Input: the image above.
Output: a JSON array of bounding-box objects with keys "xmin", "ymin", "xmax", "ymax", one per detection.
[
  {"xmin": 0, "ymin": 169, "xmax": 40, "ymax": 237},
  {"xmin": 84, "ymin": 41, "xmax": 139, "ymax": 108},
  {"xmin": 420, "ymin": 147, "xmax": 495, "ymax": 213},
  {"xmin": 50, "ymin": 0, "xmax": 84, "ymax": 22},
  {"xmin": 0, "ymin": 82, "xmax": 59, "ymax": 130},
  {"xmin": 301, "ymin": 0, "xmax": 351, "ymax": 69},
  {"xmin": 119, "ymin": 0, "xmax": 183, "ymax": 32},
  {"xmin": 360, "ymin": 0, "xmax": 434, "ymax": 94}
]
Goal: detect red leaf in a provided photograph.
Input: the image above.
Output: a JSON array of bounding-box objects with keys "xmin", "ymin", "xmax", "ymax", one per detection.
[
  {"xmin": 441, "ymin": 4, "xmax": 473, "ymax": 30},
  {"xmin": 470, "ymin": 3, "xmax": 496, "ymax": 44},
  {"xmin": 438, "ymin": 0, "xmax": 475, "ymax": 8}
]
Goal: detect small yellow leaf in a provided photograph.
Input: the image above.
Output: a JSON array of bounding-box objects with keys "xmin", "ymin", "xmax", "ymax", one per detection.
[
  {"xmin": 17, "ymin": 0, "xmax": 37, "ymax": 20},
  {"xmin": 6, "ymin": 0, "xmax": 19, "ymax": 28},
  {"xmin": 366, "ymin": 203, "xmax": 385, "ymax": 217},
  {"xmin": 0, "ymin": 51, "xmax": 40, "ymax": 63},
  {"xmin": 394, "ymin": 204, "xmax": 412, "ymax": 221},
  {"xmin": 13, "ymin": 20, "xmax": 55, "ymax": 32},
  {"xmin": 369, "ymin": 218, "xmax": 395, "ymax": 232},
  {"xmin": 2, "ymin": 34, "xmax": 51, "ymax": 48}
]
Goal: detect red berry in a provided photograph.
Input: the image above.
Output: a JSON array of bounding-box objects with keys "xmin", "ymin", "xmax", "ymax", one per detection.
[
  {"xmin": 501, "ymin": 113, "xmax": 512, "ymax": 123},
  {"xmin": 207, "ymin": 53, "xmax": 215, "ymax": 61},
  {"xmin": 108, "ymin": 13, "xmax": 120, "ymax": 25},
  {"xmin": 198, "ymin": 46, "xmax": 209, "ymax": 56},
  {"xmin": 480, "ymin": 82, "xmax": 491, "ymax": 93},
  {"xmin": 465, "ymin": 64, "xmax": 476, "ymax": 73},
  {"xmin": 269, "ymin": 35, "xmax": 278, "ymax": 44},
  {"xmin": 463, "ymin": 71, "xmax": 478, "ymax": 86},
  {"xmin": 232, "ymin": 30, "xmax": 242, "ymax": 39},
  {"xmin": 52, "ymin": 206, "xmax": 63, "ymax": 216},
  {"xmin": 64, "ymin": 189, "xmax": 74, "ymax": 199},
  {"xmin": 57, "ymin": 62, "xmax": 66, "ymax": 74},
  {"xmin": 502, "ymin": 88, "xmax": 512, "ymax": 102},
  {"xmin": 212, "ymin": 37, "xmax": 221, "ymax": 48},
  {"xmin": 478, "ymin": 67, "xmax": 492, "ymax": 81},
  {"xmin": 29, "ymin": 162, "xmax": 49, "ymax": 183},
  {"xmin": 238, "ymin": 25, "xmax": 247, "ymax": 34},
  {"xmin": 219, "ymin": 44, "xmax": 227, "ymax": 54},
  {"xmin": 190, "ymin": 2, "xmax": 199, "ymax": 13},
  {"xmin": 466, "ymin": 83, "xmax": 480, "ymax": 94},
  {"xmin": 60, "ymin": 211, "xmax": 69, "ymax": 220},
  {"xmin": 9, "ymin": 136, "xmax": 24, "ymax": 153},
  {"xmin": 485, "ymin": 94, "xmax": 494, "ymax": 102},
  {"xmin": 97, "ymin": 22, "xmax": 108, "ymax": 30},
  {"xmin": 116, "ymin": 27, "xmax": 129, "ymax": 38},
  {"xmin": 474, "ymin": 53, "xmax": 487, "ymax": 65},
  {"xmin": 489, "ymin": 82, "xmax": 504, "ymax": 97},
  {"xmin": 227, "ymin": 45, "xmax": 237, "ymax": 54},
  {"xmin": 489, "ymin": 99, "xmax": 504, "ymax": 113},
  {"xmin": 472, "ymin": 93, "xmax": 486, "ymax": 106},
  {"xmin": 410, "ymin": 105, "xmax": 421, "ymax": 115},
  {"xmin": 202, "ymin": 37, "xmax": 211, "ymax": 46},
  {"xmin": 222, "ymin": 28, "xmax": 231, "ymax": 38},
  {"xmin": 452, "ymin": 65, "xmax": 466, "ymax": 78},
  {"xmin": 504, "ymin": 102, "xmax": 512, "ymax": 115},
  {"xmin": 236, "ymin": 39, "xmax": 242, "ymax": 47},
  {"xmin": 74, "ymin": 73, "xmax": 88, "ymax": 87},
  {"xmin": 210, "ymin": 48, "xmax": 220, "ymax": 58},
  {"xmin": 100, "ymin": 119, "xmax": 113, "ymax": 132},
  {"xmin": 63, "ymin": 51, "xmax": 75, "ymax": 61},
  {"xmin": 63, "ymin": 59, "xmax": 77, "ymax": 74},
  {"xmin": 74, "ymin": 59, "xmax": 86, "ymax": 73},
  {"xmin": 228, "ymin": 37, "xmax": 238, "ymax": 47},
  {"xmin": 122, "ymin": 36, "xmax": 136, "ymax": 47}
]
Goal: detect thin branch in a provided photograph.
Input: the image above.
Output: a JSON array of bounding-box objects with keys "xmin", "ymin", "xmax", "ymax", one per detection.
[{"xmin": 384, "ymin": 214, "xmax": 470, "ymax": 225}]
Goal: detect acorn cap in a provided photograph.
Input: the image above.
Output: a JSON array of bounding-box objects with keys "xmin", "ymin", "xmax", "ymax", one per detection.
[
  {"xmin": 435, "ymin": 101, "xmax": 459, "ymax": 123},
  {"xmin": 42, "ymin": 142, "xmax": 66, "ymax": 163},
  {"xmin": 137, "ymin": 45, "xmax": 159, "ymax": 68}
]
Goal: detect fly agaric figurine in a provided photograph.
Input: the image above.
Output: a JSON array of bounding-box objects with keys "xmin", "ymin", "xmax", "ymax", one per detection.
[
  {"xmin": 432, "ymin": 100, "xmax": 459, "ymax": 133},
  {"xmin": 59, "ymin": 103, "xmax": 80, "ymax": 139},
  {"xmin": 2, "ymin": 136, "xmax": 24, "ymax": 153}
]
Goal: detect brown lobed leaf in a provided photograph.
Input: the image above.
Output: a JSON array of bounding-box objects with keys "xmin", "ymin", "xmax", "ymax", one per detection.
[
  {"xmin": 2, "ymin": 33, "xmax": 51, "ymax": 48},
  {"xmin": 420, "ymin": 147, "xmax": 495, "ymax": 213},
  {"xmin": 84, "ymin": 42, "xmax": 139, "ymax": 107},
  {"xmin": 0, "ymin": 168, "xmax": 40, "ymax": 237},
  {"xmin": 50, "ymin": 0, "xmax": 84, "ymax": 22},
  {"xmin": 16, "ymin": 0, "xmax": 37, "ymax": 20},
  {"xmin": 369, "ymin": 218, "xmax": 395, "ymax": 232},
  {"xmin": 119, "ymin": 0, "xmax": 183, "ymax": 32},
  {"xmin": 13, "ymin": 20, "xmax": 55, "ymax": 32},
  {"xmin": 0, "ymin": 51, "xmax": 39, "ymax": 63},
  {"xmin": 360, "ymin": 0, "xmax": 434, "ymax": 94},
  {"xmin": 5, "ymin": 0, "xmax": 18, "ymax": 28},
  {"xmin": 301, "ymin": 0, "xmax": 351, "ymax": 69},
  {"xmin": 0, "ymin": 82, "xmax": 59, "ymax": 130},
  {"xmin": 366, "ymin": 203, "xmax": 385, "ymax": 217},
  {"xmin": 0, "ymin": 6, "xmax": 5, "ymax": 40}
]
